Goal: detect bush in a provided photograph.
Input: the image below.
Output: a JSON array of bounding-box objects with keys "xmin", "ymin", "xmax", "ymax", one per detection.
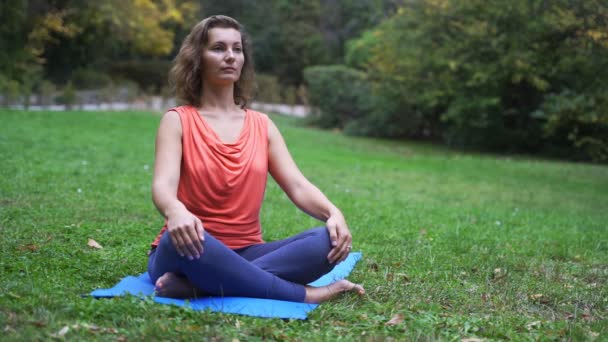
[
  {"xmin": 0, "ymin": 77, "xmax": 21, "ymax": 107},
  {"xmin": 71, "ymin": 68, "xmax": 112, "ymax": 90},
  {"xmin": 108, "ymin": 60, "xmax": 171, "ymax": 94},
  {"xmin": 255, "ymin": 74, "xmax": 281, "ymax": 103},
  {"xmin": 344, "ymin": 0, "xmax": 608, "ymax": 161},
  {"xmin": 38, "ymin": 80, "xmax": 56, "ymax": 107},
  {"xmin": 303, "ymin": 65, "xmax": 372, "ymax": 129},
  {"xmin": 56, "ymin": 81, "xmax": 77, "ymax": 109},
  {"xmin": 533, "ymin": 90, "xmax": 608, "ymax": 162}
]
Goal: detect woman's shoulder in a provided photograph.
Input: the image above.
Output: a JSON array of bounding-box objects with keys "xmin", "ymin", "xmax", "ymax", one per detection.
[
  {"xmin": 166, "ymin": 105, "xmax": 195, "ymax": 115},
  {"xmin": 246, "ymin": 108, "xmax": 269, "ymax": 119},
  {"xmin": 245, "ymin": 108, "xmax": 271, "ymax": 126}
]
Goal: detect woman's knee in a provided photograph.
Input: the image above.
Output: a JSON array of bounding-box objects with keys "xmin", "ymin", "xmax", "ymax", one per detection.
[{"xmin": 305, "ymin": 226, "xmax": 334, "ymax": 258}]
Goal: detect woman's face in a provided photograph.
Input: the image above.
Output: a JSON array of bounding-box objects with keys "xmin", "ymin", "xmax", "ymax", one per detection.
[{"xmin": 201, "ymin": 27, "xmax": 245, "ymax": 86}]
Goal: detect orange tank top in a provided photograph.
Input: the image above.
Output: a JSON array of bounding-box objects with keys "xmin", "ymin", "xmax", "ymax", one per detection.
[{"xmin": 150, "ymin": 105, "xmax": 268, "ymax": 249}]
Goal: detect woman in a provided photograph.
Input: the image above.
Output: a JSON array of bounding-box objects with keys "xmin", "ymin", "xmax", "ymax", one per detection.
[{"xmin": 148, "ymin": 15, "xmax": 364, "ymax": 303}]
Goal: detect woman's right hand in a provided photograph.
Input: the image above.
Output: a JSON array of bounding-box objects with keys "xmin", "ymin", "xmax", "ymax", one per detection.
[{"xmin": 166, "ymin": 209, "xmax": 205, "ymax": 259}]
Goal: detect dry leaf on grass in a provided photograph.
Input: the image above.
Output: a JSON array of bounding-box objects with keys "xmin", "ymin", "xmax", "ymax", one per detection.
[
  {"xmin": 530, "ymin": 294, "xmax": 550, "ymax": 304},
  {"xmin": 462, "ymin": 338, "xmax": 484, "ymax": 342},
  {"xmin": 17, "ymin": 244, "xmax": 40, "ymax": 252},
  {"xmin": 385, "ymin": 313, "xmax": 404, "ymax": 326},
  {"xmin": 526, "ymin": 321, "xmax": 541, "ymax": 330},
  {"xmin": 87, "ymin": 239, "xmax": 103, "ymax": 249},
  {"xmin": 50, "ymin": 326, "xmax": 70, "ymax": 338}
]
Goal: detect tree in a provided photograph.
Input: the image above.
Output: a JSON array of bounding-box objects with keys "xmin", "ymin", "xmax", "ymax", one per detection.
[{"xmin": 342, "ymin": 0, "xmax": 608, "ymax": 161}]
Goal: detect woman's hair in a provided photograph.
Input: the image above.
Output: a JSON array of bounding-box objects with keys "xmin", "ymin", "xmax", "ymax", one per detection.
[{"xmin": 169, "ymin": 15, "xmax": 255, "ymax": 108}]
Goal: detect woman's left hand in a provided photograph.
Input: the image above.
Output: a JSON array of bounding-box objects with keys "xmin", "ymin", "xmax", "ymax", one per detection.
[{"xmin": 326, "ymin": 212, "xmax": 352, "ymax": 264}]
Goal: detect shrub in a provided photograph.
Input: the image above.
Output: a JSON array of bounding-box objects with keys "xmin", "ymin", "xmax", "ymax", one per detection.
[
  {"xmin": 533, "ymin": 90, "xmax": 608, "ymax": 162},
  {"xmin": 303, "ymin": 65, "xmax": 371, "ymax": 129},
  {"xmin": 255, "ymin": 74, "xmax": 281, "ymax": 103},
  {"xmin": 38, "ymin": 80, "xmax": 56, "ymax": 107},
  {"xmin": 344, "ymin": 0, "xmax": 608, "ymax": 161},
  {"xmin": 71, "ymin": 68, "xmax": 112, "ymax": 90},
  {"xmin": 56, "ymin": 81, "xmax": 77, "ymax": 109},
  {"xmin": 0, "ymin": 77, "xmax": 21, "ymax": 107},
  {"xmin": 108, "ymin": 60, "xmax": 171, "ymax": 94}
]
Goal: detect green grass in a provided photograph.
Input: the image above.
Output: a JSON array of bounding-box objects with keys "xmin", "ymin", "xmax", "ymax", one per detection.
[{"xmin": 0, "ymin": 109, "xmax": 606, "ymax": 341}]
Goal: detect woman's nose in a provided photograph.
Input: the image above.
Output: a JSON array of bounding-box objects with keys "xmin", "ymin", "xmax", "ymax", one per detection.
[{"xmin": 225, "ymin": 49, "xmax": 235, "ymax": 61}]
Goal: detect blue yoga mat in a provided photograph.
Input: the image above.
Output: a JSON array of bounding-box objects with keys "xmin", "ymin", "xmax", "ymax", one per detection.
[{"xmin": 90, "ymin": 252, "xmax": 362, "ymax": 319}]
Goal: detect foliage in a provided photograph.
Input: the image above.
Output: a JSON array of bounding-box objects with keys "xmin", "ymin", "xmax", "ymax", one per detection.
[
  {"xmin": 533, "ymin": 89, "xmax": 608, "ymax": 162},
  {"xmin": 0, "ymin": 0, "xmax": 199, "ymax": 88},
  {"xmin": 107, "ymin": 60, "xmax": 171, "ymax": 94},
  {"xmin": 201, "ymin": 0, "xmax": 396, "ymax": 86},
  {"xmin": 38, "ymin": 80, "xmax": 56, "ymax": 107},
  {"xmin": 1, "ymin": 110, "xmax": 607, "ymax": 340},
  {"xmin": 254, "ymin": 74, "xmax": 282, "ymax": 103},
  {"xmin": 0, "ymin": 77, "xmax": 22, "ymax": 107},
  {"xmin": 303, "ymin": 65, "xmax": 372, "ymax": 128},
  {"xmin": 0, "ymin": 0, "xmax": 393, "ymax": 100},
  {"xmin": 55, "ymin": 81, "xmax": 77, "ymax": 109},
  {"xmin": 71, "ymin": 69, "xmax": 112, "ymax": 90},
  {"xmin": 343, "ymin": 0, "xmax": 608, "ymax": 161}
]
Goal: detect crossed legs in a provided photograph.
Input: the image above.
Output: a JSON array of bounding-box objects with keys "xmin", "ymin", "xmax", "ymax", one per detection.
[{"xmin": 147, "ymin": 227, "xmax": 364, "ymax": 303}]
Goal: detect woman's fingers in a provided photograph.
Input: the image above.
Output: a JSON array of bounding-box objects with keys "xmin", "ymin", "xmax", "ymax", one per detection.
[
  {"xmin": 169, "ymin": 223, "xmax": 202, "ymax": 259},
  {"xmin": 327, "ymin": 226, "xmax": 352, "ymax": 264},
  {"xmin": 179, "ymin": 226, "xmax": 201, "ymax": 259},
  {"xmin": 327, "ymin": 223, "xmax": 338, "ymax": 247},
  {"xmin": 195, "ymin": 218, "xmax": 205, "ymax": 242},
  {"xmin": 170, "ymin": 231, "xmax": 187, "ymax": 257},
  {"xmin": 184, "ymin": 223, "xmax": 202, "ymax": 257}
]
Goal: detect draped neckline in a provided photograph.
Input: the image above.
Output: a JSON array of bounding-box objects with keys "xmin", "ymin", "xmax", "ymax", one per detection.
[{"xmin": 187, "ymin": 105, "xmax": 250, "ymax": 148}]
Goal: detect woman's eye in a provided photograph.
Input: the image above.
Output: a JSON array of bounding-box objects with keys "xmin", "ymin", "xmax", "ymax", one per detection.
[
  {"xmin": 234, "ymin": 47, "xmax": 243, "ymax": 53},
  {"xmin": 212, "ymin": 46, "xmax": 223, "ymax": 51}
]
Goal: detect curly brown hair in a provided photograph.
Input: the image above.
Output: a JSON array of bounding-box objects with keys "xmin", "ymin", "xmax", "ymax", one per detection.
[{"xmin": 169, "ymin": 15, "xmax": 255, "ymax": 108}]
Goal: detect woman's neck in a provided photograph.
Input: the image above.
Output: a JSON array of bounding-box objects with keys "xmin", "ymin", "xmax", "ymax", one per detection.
[{"xmin": 199, "ymin": 82, "xmax": 240, "ymax": 113}]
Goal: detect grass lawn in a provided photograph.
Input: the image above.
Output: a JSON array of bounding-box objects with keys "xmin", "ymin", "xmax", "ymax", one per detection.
[{"xmin": 0, "ymin": 109, "xmax": 606, "ymax": 340}]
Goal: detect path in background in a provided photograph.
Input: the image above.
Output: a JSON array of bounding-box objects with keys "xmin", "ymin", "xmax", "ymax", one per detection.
[{"xmin": 5, "ymin": 96, "xmax": 310, "ymax": 117}]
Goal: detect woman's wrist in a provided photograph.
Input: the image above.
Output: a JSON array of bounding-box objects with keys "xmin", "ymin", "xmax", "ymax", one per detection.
[
  {"xmin": 327, "ymin": 206, "xmax": 343, "ymax": 220},
  {"xmin": 164, "ymin": 202, "xmax": 187, "ymax": 219}
]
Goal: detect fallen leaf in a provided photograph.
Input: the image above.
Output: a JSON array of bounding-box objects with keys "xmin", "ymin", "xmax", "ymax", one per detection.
[
  {"xmin": 17, "ymin": 244, "xmax": 40, "ymax": 252},
  {"xmin": 57, "ymin": 326, "xmax": 70, "ymax": 337},
  {"xmin": 368, "ymin": 262, "xmax": 379, "ymax": 272},
  {"xmin": 85, "ymin": 324, "xmax": 100, "ymax": 331},
  {"xmin": 462, "ymin": 338, "xmax": 483, "ymax": 342},
  {"xmin": 530, "ymin": 294, "xmax": 550, "ymax": 304},
  {"xmin": 385, "ymin": 313, "xmax": 404, "ymax": 326},
  {"xmin": 396, "ymin": 273, "xmax": 410, "ymax": 283},
  {"xmin": 88, "ymin": 239, "xmax": 103, "ymax": 249},
  {"xmin": 481, "ymin": 293, "xmax": 490, "ymax": 302},
  {"xmin": 526, "ymin": 321, "xmax": 541, "ymax": 330},
  {"xmin": 492, "ymin": 268, "xmax": 507, "ymax": 281},
  {"xmin": 30, "ymin": 320, "xmax": 47, "ymax": 327}
]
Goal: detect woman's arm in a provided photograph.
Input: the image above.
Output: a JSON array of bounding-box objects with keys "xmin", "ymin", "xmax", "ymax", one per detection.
[
  {"xmin": 267, "ymin": 119, "xmax": 352, "ymax": 264},
  {"xmin": 152, "ymin": 111, "xmax": 204, "ymax": 259}
]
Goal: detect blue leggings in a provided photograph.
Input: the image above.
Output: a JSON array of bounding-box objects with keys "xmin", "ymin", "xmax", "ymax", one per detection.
[{"xmin": 147, "ymin": 227, "xmax": 336, "ymax": 302}]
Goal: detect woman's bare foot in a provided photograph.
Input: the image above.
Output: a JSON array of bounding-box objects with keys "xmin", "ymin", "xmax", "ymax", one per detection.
[
  {"xmin": 304, "ymin": 279, "xmax": 365, "ymax": 303},
  {"xmin": 154, "ymin": 272, "xmax": 204, "ymax": 298}
]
